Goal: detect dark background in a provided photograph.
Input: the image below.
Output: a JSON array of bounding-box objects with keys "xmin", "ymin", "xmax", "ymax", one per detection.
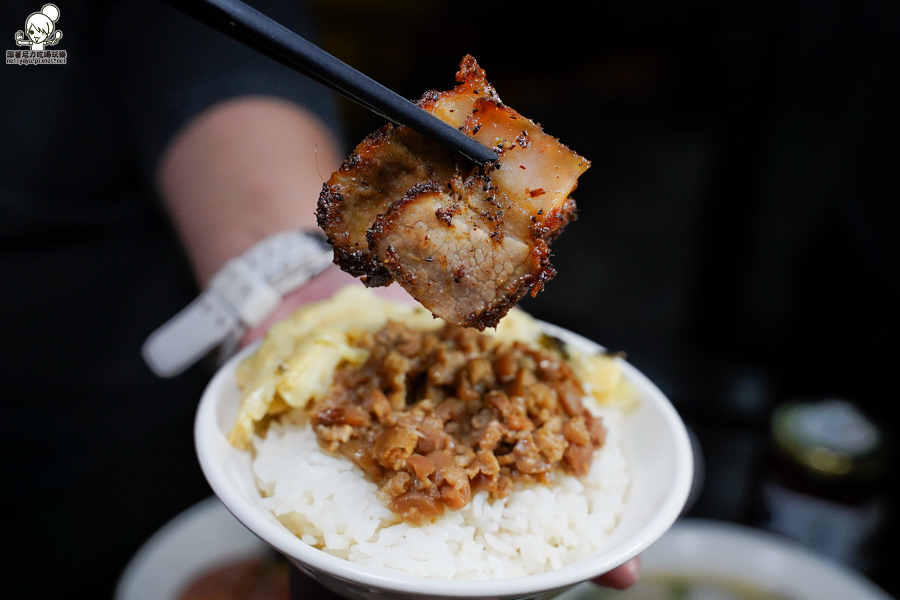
[{"xmin": 308, "ymin": 0, "xmax": 899, "ymax": 595}]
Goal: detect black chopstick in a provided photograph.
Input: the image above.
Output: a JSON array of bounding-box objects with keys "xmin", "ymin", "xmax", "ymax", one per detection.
[{"xmin": 165, "ymin": 0, "xmax": 499, "ymax": 166}]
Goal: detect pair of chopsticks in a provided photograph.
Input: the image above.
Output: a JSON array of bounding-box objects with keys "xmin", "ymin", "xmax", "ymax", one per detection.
[{"xmin": 165, "ymin": 0, "xmax": 499, "ymax": 166}]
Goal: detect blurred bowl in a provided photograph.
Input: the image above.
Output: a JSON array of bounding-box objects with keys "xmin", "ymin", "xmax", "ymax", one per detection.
[
  {"xmin": 561, "ymin": 518, "xmax": 894, "ymax": 600},
  {"xmin": 195, "ymin": 319, "xmax": 693, "ymax": 600},
  {"xmin": 115, "ymin": 496, "xmax": 273, "ymax": 600}
]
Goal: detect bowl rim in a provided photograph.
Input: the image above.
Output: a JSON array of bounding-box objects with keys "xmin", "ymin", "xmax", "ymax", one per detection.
[{"xmin": 195, "ymin": 319, "xmax": 694, "ymax": 598}]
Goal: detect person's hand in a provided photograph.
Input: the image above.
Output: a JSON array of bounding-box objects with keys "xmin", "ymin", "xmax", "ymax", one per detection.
[{"xmin": 591, "ymin": 557, "xmax": 641, "ymax": 589}]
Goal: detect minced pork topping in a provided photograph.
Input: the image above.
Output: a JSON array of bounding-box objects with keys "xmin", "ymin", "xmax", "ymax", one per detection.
[{"xmin": 310, "ymin": 320, "xmax": 606, "ymax": 525}]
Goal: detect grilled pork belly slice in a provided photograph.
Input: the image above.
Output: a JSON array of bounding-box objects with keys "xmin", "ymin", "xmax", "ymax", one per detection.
[
  {"xmin": 318, "ymin": 127, "xmax": 457, "ymax": 287},
  {"xmin": 368, "ymin": 175, "xmax": 552, "ymax": 330},
  {"xmin": 317, "ymin": 56, "xmax": 589, "ymax": 328}
]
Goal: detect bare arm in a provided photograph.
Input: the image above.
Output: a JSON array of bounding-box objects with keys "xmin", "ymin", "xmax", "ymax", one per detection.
[
  {"xmin": 156, "ymin": 95, "xmax": 343, "ymax": 285},
  {"xmin": 156, "ymin": 94, "xmax": 413, "ymax": 347}
]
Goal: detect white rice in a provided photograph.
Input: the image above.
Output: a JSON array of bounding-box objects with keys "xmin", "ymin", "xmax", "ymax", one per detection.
[{"xmin": 251, "ymin": 405, "xmax": 630, "ymax": 579}]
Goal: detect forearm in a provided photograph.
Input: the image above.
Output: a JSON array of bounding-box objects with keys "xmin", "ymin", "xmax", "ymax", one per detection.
[{"xmin": 156, "ymin": 95, "xmax": 343, "ymax": 285}]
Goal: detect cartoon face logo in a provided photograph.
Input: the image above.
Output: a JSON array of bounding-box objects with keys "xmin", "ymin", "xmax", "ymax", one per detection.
[{"xmin": 15, "ymin": 4, "xmax": 63, "ymax": 51}]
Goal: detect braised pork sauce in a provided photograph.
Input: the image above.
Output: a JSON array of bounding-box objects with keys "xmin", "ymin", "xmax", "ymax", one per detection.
[{"xmin": 311, "ymin": 321, "xmax": 606, "ymax": 525}]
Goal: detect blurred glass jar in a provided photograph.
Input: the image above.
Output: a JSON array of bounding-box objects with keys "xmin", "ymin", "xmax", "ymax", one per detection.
[{"xmin": 755, "ymin": 397, "xmax": 890, "ymax": 574}]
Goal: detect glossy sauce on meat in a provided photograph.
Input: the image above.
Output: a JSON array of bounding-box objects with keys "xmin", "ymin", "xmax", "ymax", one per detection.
[{"xmin": 310, "ymin": 321, "xmax": 606, "ymax": 525}]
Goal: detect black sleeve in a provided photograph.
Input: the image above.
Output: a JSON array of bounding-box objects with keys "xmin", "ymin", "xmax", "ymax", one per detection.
[{"xmin": 112, "ymin": 0, "xmax": 345, "ymax": 184}]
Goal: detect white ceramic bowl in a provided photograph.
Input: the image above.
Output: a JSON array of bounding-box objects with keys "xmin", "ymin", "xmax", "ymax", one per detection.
[{"xmin": 195, "ymin": 321, "xmax": 694, "ymax": 600}]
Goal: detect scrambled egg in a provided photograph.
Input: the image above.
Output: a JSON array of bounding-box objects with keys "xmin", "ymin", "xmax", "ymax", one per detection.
[
  {"xmin": 229, "ymin": 287, "xmax": 438, "ymax": 448},
  {"xmin": 229, "ymin": 286, "xmax": 636, "ymax": 449}
]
